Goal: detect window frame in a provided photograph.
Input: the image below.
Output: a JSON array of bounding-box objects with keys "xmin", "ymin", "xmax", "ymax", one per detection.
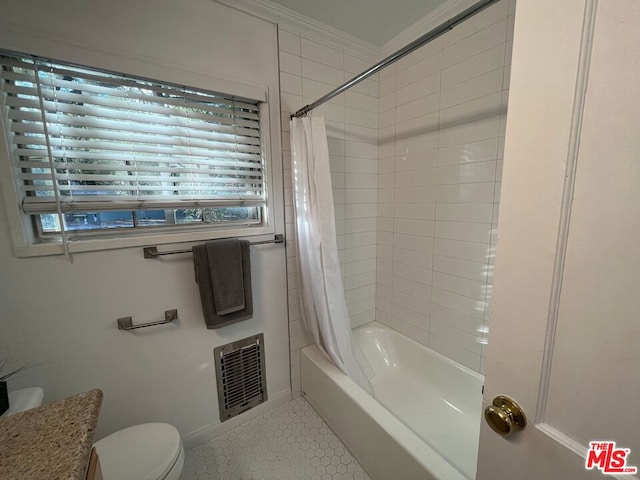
[{"xmin": 0, "ymin": 53, "xmax": 278, "ymax": 258}]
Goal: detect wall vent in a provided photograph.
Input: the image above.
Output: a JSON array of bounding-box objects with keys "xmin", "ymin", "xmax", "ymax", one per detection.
[{"xmin": 214, "ymin": 333, "xmax": 267, "ymax": 421}]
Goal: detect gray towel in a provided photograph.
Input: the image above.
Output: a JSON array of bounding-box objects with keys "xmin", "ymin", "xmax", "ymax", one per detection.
[
  {"xmin": 209, "ymin": 239, "xmax": 246, "ymax": 315},
  {"xmin": 193, "ymin": 239, "xmax": 253, "ymax": 329}
]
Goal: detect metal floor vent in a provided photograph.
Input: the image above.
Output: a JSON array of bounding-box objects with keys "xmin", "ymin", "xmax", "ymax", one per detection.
[{"xmin": 214, "ymin": 333, "xmax": 267, "ymax": 421}]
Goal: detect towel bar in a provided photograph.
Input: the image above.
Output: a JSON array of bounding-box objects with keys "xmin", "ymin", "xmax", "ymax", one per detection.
[
  {"xmin": 143, "ymin": 234, "xmax": 284, "ymax": 259},
  {"xmin": 117, "ymin": 309, "xmax": 178, "ymax": 330}
]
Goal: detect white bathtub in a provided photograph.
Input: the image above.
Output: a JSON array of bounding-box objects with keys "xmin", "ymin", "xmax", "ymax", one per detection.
[{"xmin": 301, "ymin": 322, "xmax": 484, "ymax": 480}]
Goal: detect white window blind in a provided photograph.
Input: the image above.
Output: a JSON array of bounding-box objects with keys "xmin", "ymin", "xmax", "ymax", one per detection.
[{"xmin": 0, "ymin": 51, "xmax": 265, "ymax": 222}]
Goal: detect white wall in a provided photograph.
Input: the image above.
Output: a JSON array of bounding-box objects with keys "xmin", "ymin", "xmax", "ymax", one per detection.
[
  {"xmin": 376, "ymin": 0, "xmax": 515, "ymax": 373},
  {"xmin": 0, "ymin": 0, "xmax": 289, "ymax": 444},
  {"xmin": 278, "ymin": 28, "xmax": 379, "ymax": 395}
]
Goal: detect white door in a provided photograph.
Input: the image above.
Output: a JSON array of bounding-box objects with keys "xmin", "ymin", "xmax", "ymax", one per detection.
[{"xmin": 477, "ymin": 1, "xmax": 640, "ymax": 479}]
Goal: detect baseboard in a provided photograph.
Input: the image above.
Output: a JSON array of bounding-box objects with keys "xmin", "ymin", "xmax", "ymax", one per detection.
[{"xmin": 182, "ymin": 389, "xmax": 292, "ymax": 449}]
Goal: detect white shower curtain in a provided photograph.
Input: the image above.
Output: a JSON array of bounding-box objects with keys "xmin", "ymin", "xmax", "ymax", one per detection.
[{"xmin": 290, "ymin": 116, "xmax": 372, "ymax": 394}]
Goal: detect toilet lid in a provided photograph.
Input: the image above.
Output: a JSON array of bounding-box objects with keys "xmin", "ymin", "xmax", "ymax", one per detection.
[{"xmin": 94, "ymin": 423, "xmax": 182, "ymax": 480}]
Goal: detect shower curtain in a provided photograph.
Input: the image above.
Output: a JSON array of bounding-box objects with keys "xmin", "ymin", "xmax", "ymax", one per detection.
[{"xmin": 290, "ymin": 116, "xmax": 373, "ymax": 394}]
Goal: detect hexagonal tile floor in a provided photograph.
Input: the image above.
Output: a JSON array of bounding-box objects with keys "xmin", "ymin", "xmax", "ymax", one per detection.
[{"xmin": 180, "ymin": 397, "xmax": 371, "ymax": 480}]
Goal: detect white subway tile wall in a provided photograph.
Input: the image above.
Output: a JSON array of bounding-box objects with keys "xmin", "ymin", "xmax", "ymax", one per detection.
[
  {"xmin": 279, "ymin": 30, "xmax": 379, "ymax": 395},
  {"xmin": 376, "ymin": 0, "xmax": 514, "ymax": 373}
]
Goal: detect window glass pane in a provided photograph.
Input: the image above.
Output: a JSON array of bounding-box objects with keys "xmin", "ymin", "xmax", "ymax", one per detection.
[
  {"xmin": 65, "ymin": 211, "xmax": 134, "ymax": 231},
  {"xmin": 135, "ymin": 210, "xmax": 169, "ymax": 227},
  {"xmin": 174, "ymin": 207, "xmax": 259, "ymax": 225},
  {"xmin": 40, "ymin": 214, "xmax": 61, "ymax": 233},
  {"xmin": 174, "ymin": 209, "xmax": 203, "ymax": 224}
]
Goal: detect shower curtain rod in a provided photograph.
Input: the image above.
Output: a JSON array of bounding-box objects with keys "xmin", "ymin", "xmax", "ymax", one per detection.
[{"xmin": 291, "ymin": 0, "xmax": 500, "ymax": 119}]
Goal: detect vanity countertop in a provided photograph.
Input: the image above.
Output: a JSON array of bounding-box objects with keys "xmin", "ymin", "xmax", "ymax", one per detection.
[{"xmin": 0, "ymin": 388, "xmax": 103, "ymax": 480}]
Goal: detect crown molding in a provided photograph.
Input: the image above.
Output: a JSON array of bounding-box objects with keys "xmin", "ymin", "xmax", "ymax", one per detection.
[
  {"xmin": 381, "ymin": 0, "xmax": 478, "ymax": 58},
  {"xmin": 215, "ymin": 0, "xmax": 484, "ymax": 73},
  {"xmin": 214, "ymin": 0, "xmax": 379, "ymax": 62}
]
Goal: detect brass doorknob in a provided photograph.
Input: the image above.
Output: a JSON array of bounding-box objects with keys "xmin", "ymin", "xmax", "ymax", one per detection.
[{"xmin": 484, "ymin": 395, "xmax": 527, "ymax": 436}]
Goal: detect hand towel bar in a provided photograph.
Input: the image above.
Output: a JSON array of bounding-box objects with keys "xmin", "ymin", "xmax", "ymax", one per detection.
[
  {"xmin": 117, "ymin": 309, "xmax": 178, "ymax": 330},
  {"xmin": 143, "ymin": 234, "xmax": 284, "ymax": 259}
]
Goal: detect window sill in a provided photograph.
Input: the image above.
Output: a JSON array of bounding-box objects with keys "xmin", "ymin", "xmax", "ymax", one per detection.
[{"xmin": 12, "ymin": 224, "xmax": 277, "ymax": 257}]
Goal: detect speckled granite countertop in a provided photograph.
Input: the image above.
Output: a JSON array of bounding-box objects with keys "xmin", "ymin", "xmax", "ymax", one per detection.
[{"xmin": 0, "ymin": 389, "xmax": 103, "ymax": 480}]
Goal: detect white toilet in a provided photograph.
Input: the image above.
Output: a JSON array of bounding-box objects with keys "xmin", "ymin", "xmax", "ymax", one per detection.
[
  {"xmin": 7, "ymin": 388, "xmax": 184, "ymax": 480},
  {"xmin": 93, "ymin": 422, "xmax": 185, "ymax": 480}
]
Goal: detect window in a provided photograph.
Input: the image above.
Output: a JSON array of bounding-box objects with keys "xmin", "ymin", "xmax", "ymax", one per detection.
[{"xmin": 0, "ymin": 50, "xmax": 268, "ymax": 252}]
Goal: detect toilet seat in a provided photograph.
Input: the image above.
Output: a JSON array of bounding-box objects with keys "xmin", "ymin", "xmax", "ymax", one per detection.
[{"xmin": 93, "ymin": 423, "xmax": 184, "ymax": 480}]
